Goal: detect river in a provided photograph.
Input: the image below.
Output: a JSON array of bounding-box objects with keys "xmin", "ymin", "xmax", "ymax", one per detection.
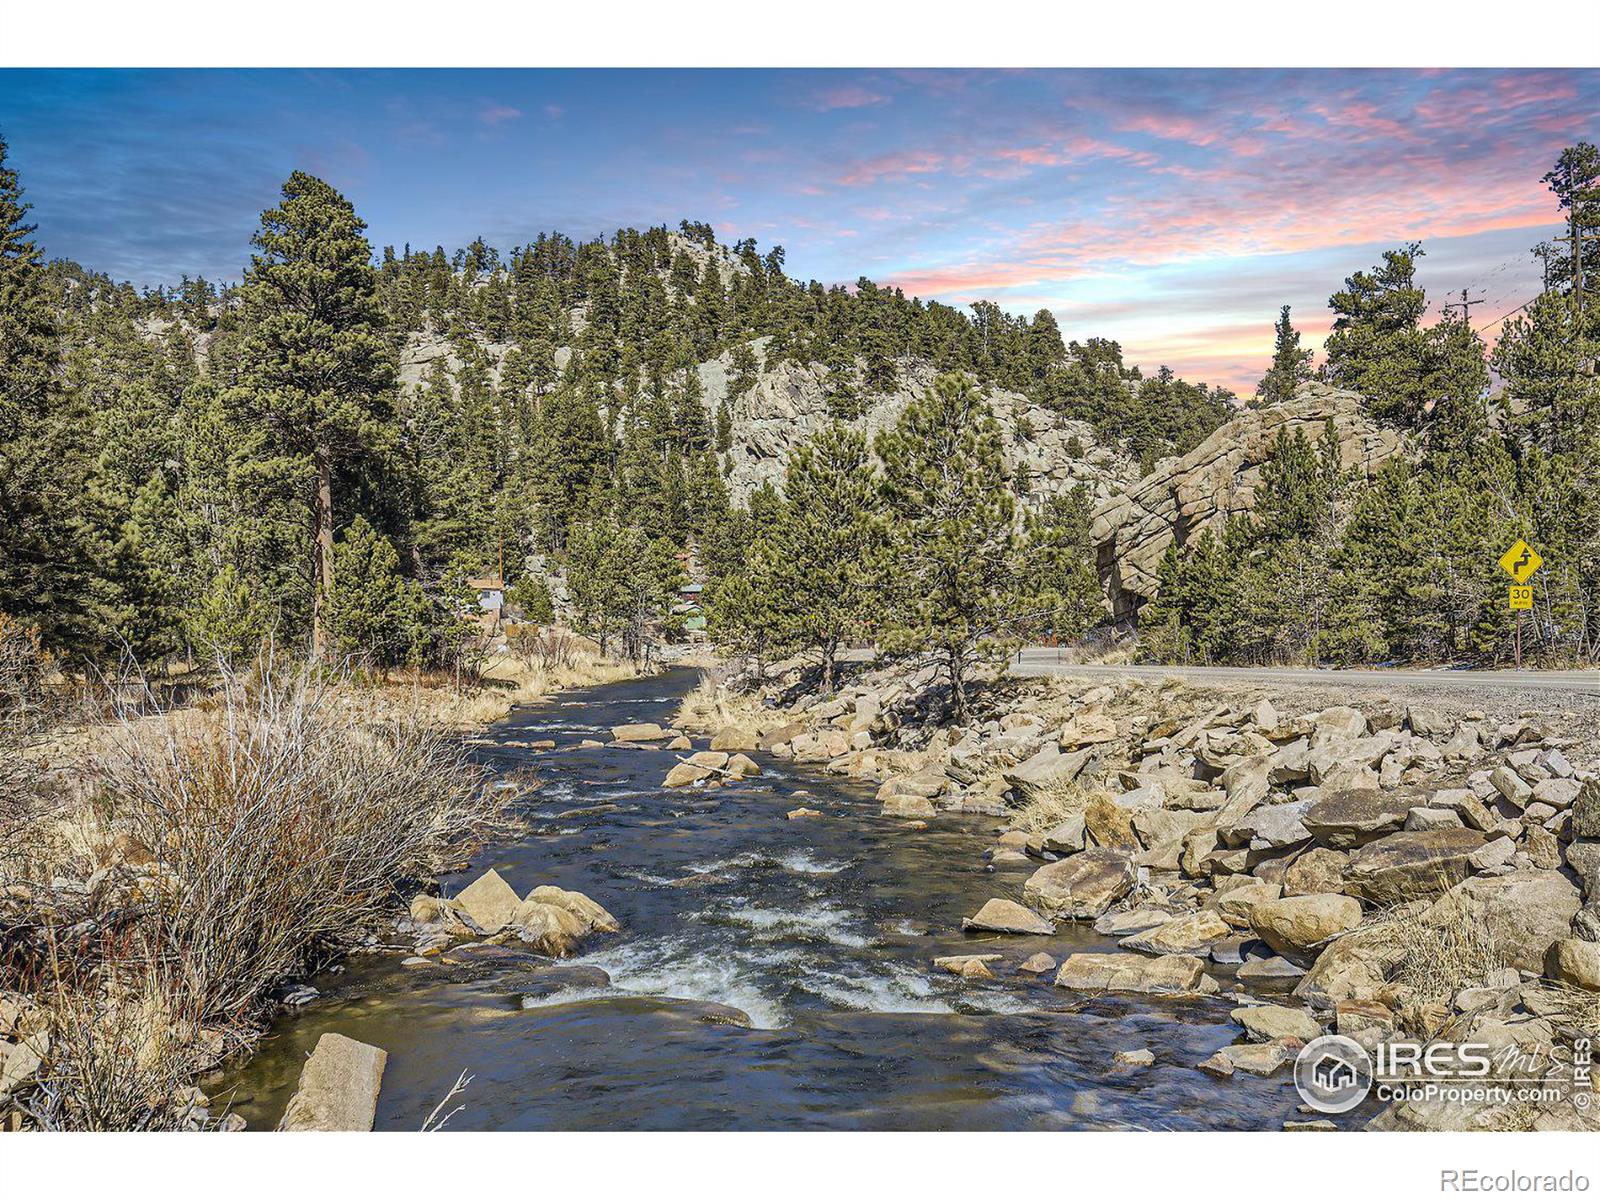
[{"xmin": 209, "ymin": 667, "xmax": 1343, "ymax": 1130}]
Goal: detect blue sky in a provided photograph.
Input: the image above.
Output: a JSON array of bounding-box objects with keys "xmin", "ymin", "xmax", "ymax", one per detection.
[{"xmin": 1, "ymin": 68, "xmax": 1593, "ymax": 392}]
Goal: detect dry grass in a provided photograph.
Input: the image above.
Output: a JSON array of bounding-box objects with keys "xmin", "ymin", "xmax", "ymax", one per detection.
[
  {"xmin": 20, "ymin": 967, "xmax": 203, "ymax": 1132},
  {"xmin": 1371, "ymin": 891, "xmax": 1502, "ymax": 1004},
  {"xmin": 672, "ymin": 671, "xmax": 766, "ymax": 735},
  {"xmin": 1011, "ymin": 777, "xmax": 1106, "ymax": 833},
  {"xmin": 2, "ymin": 656, "xmax": 511, "ymax": 1129}
]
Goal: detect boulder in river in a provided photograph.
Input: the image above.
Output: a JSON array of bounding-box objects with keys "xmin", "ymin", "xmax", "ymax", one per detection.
[
  {"xmin": 277, "ymin": 1033, "xmax": 387, "ymax": 1131},
  {"xmin": 525, "ymin": 885, "xmax": 620, "ymax": 935},
  {"xmin": 453, "ymin": 869, "xmax": 522, "ymax": 936},
  {"xmin": 1053, "ymin": 951, "xmax": 1216, "ymax": 995},
  {"xmin": 726, "ymin": 753, "xmax": 761, "ymax": 778},
  {"xmin": 508, "ymin": 899, "xmax": 587, "ymax": 956},
  {"xmin": 787, "ymin": 806, "xmax": 822, "ymax": 820},
  {"xmin": 612, "ymin": 722, "xmax": 668, "ymax": 742},
  {"xmin": 962, "ymin": 898, "xmax": 1054, "ymax": 935},
  {"xmin": 881, "ymin": 794, "xmax": 936, "ymax": 819},
  {"xmin": 664, "ymin": 762, "xmax": 713, "ymax": 788},
  {"xmin": 1022, "ymin": 847, "xmax": 1135, "ymax": 920}
]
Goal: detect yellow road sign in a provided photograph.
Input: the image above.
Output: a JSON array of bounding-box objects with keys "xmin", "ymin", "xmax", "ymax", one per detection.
[
  {"xmin": 1509, "ymin": 585, "xmax": 1533, "ymax": 611},
  {"xmin": 1498, "ymin": 539, "xmax": 1543, "ymax": 584}
]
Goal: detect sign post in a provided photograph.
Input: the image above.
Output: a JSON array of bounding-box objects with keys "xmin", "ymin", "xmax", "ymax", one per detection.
[{"xmin": 1497, "ymin": 539, "xmax": 1544, "ymax": 669}]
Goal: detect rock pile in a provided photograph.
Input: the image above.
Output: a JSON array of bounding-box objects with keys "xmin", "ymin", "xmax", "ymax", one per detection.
[
  {"xmin": 403, "ymin": 869, "xmax": 620, "ymax": 960},
  {"xmin": 687, "ymin": 657, "xmax": 1600, "ymax": 1130}
]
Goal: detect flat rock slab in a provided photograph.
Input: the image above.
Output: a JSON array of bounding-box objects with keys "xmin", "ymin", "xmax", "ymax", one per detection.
[
  {"xmin": 278, "ymin": 1033, "xmax": 387, "ymax": 1131},
  {"xmin": 1302, "ymin": 789, "xmax": 1413, "ymax": 849},
  {"xmin": 1231, "ymin": 1002, "xmax": 1322, "ymax": 1043},
  {"xmin": 1120, "ymin": 910, "xmax": 1231, "ymax": 955},
  {"xmin": 1053, "ymin": 952, "xmax": 1216, "ymax": 995},
  {"xmin": 611, "ymin": 722, "xmax": 668, "ymax": 742},
  {"xmin": 1344, "ymin": 828, "xmax": 1486, "ymax": 903},
  {"xmin": 963, "ymin": 897, "xmax": 1054, "ymax": 935}
]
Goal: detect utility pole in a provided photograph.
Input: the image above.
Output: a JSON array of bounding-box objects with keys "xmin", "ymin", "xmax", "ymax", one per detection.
[
  {"xmin": 1552, "ymin": 223, "xmax": 1600, "ymax": 314},
  {"xmin": 1443, "ymin": 288, "xmax": 1486, "ymax": 324}
]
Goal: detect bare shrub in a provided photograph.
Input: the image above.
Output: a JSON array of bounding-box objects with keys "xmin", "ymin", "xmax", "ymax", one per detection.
[
  {"xmin": 507, "ymin": 625, "xmax": 582, "ymax": 673},
  {"xmin": 21, "ymin": 966, "xmax": 202, "ymax": 1132},
  {"xmin": 98, "ymin": 661, "xmax": 501, "ymax": 1024}
]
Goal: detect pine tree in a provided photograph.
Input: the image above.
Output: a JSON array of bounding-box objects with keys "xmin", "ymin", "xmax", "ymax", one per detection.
[
  {"xmin": 1323, "ymin": 245, "xmax": 1431, "ymax": 427},
  {"xmin": 0, "ymin": 138, "xmax": 108, "ymax": 658},
  {"xmin": 762, "ymin": 423, "xmax": 887, "ymax": 690},
  {"xmin": 876, "ymin": 373, "xmax": 1021, "ymax": 720},
  {"xmin": 223, "ymin": 172, "xmax": 397, "ymax": 656},
  {"xmin": 1255, "ymin": 305, "xmax": 1313, "ymax": 405},
  {"xmin": 328, "ymin": 515, "xmax": 414, "ymax": 667}
]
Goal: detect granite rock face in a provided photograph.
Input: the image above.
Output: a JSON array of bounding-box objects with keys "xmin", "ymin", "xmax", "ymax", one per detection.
[{"xmin": 1090, "ymin": 384, "xmax": 1406, "ymax": 619}]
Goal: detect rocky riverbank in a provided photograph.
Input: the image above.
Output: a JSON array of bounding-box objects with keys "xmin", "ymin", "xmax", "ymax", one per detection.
[
  {"xmin": 0, "ymin": 648, "xmax": 655, "ymax": 1131},
  {"xmin": 673, "ymin": 657, "xmax": 1600, "ymax": 1131}
]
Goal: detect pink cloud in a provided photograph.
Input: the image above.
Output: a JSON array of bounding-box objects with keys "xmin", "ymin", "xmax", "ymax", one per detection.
[{"xmin": 808, "ymin": 84, "xmax": 891, "ymax": 112}]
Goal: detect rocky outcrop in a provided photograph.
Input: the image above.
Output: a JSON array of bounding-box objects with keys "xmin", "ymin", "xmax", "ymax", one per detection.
[
  {"xmin": 696, "ymin": 347, "xmax": 1138, "ymax": 509},
  {"xmin": 1091, "ymin": 383, "xmax": 1407, "ymax": 619}
]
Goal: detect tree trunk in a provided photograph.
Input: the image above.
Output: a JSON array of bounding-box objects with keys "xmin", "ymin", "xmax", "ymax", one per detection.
[
  {"xmin": 311, "ymin": 443, "xmax": 334, "ymax": 659},
  {"xmin": 821, "ymin": 639, "xmax": 837, "ymax": 692},
  {"xmin": 948, "ymin": 645, "xmax": 968, "ymax": 723}
]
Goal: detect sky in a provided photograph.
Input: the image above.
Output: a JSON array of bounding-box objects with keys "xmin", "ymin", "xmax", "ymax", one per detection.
[{"xmin": 0, "ymin": 68, "xmax": 1594, "ymax": 394}]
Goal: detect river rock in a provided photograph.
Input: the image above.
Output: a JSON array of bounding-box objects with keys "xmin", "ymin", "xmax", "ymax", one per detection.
[
  {"xmin": 1571, "ymin": 779, "xmax": 1600, "ymax": 839},
  {"xmin": 1204, "ymin": 1041, "xmax": 1293, "ymax": 1077},
  {"xmin": 612, "ymin": 722, "xmax": 667, "ymax": 742},
  {"xmin": 664, "ymin": 762, "xmax": 713, "ymax": 787},
  {"xmin": 1421, "ymin": 870, "xmax": 1581, "ymax": 974},
  {"xmin": 726, "ymin": 753, "xmax": 761, "ymax": 778},
  {"xmin": 1114, "ymin": 1048, "xmax": 1155, "ymax": 1068},
  {"xmin": 1022, "ymin": 848, "xmax": 1136, "ymax": 919},
  {"xmin": 507, "ymin": 899, "xmax": 587, "ymax": 956},
  {"xmin": 1120, "ymin": 910, "xmax": 1232, "ymax": 955},
  {"xmin": 1250, "ymin": 893, "xmax": 1362, "ymax": 957},
  {"xmin": 710, "ymin": 726, "xmax": 758, "ymax": 752},
  {"xmin": 1302, "ymin": 789, "xmax": 1413, "ymax": 849},
  {"xmin": 1490, "ymin": 764, "xmax": 1533, "ymax": 808},
  {"xmin": 1343, "ymin": 828, "xmax": 1486, "ymax": 903},
  {"xmin": 934, "ymin": 953, "xmax": 1004, "ymax": 974},
  {"xmin": 881, "ymin": 794, "xmax": 937, "ymax": 819},
  {"xmin": 1053, "ymin": 952, "xmax": 1216, "ymax": 995},
  {"xmin": 1208, "ymin": 880, "xmax": 1281, "ymax": 928},
  {"xmin": 1232, "ymin": 1003, "xmax": 1322, "ymax": 1043},
  {"xmin": 277, "ymin": 1033, "xmax": 387, "ymax": 1131},
  {"xmin": 787, "ymin": 807, "xmax": 822, "ymax": 820},
  {"xmin": 524, "ymin": 885, "xmax": 619, "ymax": 935},
  {"xmin": 521, "ymin": 964, "xmax": 613, "ymax": 999},
  {"xmin": 791, "ymin": 729, "xmax": 850, "ymax": 762},
  {"xmin": 1546, "ymin": 938, "xmax": 1600, "ymax": 990},
  {"xmin": 453, "ymin": 869, "xmax": 522, "ymax": 936},
  {"xmin": 963, "ymin": 898, "xmax": 1054, "ymax": 935},
  {"xmin": 1019, "ymin": 952, "xmax": 1058, "ymax": 974},
  {"xmin": 687, "ymin": 750, "xmax": 730, "ymax": 770}
]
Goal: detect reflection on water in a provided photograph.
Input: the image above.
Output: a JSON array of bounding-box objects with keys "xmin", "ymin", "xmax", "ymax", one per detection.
[{"xmin": 208, "ymin": 668, "xmax": 1349, "ymax": 1131}]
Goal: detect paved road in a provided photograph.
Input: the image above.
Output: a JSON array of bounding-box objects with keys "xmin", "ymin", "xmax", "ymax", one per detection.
[{"xmin": 1009, "ymin": 648, "xmax": 1600, "ymax": 696}]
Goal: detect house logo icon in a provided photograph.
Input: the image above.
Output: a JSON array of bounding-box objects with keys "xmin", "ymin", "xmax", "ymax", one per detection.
[{"xmin": 1294, "ymin": 1035, "xmax": 1373, "ymax": 1115}]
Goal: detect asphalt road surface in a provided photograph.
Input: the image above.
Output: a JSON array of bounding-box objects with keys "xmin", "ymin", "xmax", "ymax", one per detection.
[{"xmin": 1010, "ymin": 648, "xmax": 1600, "ymax": 696}]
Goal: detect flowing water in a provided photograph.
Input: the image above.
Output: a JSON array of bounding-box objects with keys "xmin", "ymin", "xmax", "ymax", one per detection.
[{"xmin": 211, "ymin": 668, "xmax": 1349, "ymax": 1130}]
